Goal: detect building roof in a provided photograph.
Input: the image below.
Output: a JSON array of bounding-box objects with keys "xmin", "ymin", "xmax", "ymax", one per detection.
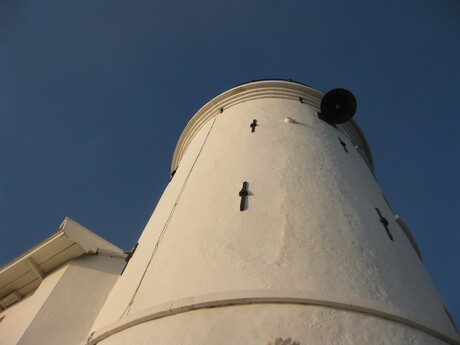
[{"xmin": 0, "ymin": 218, "xmax": 124, "ymax": 310}]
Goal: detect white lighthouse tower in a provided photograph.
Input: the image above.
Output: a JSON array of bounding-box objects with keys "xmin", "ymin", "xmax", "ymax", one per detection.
[{"xmin": 84, "ymin": 80, "xmax": 459, "ymax": 345}]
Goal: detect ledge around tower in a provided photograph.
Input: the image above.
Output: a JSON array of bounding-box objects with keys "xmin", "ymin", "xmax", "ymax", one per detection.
[{"xmin": 171, "ymin": 80, "xmax": 374, "ymax": 174}]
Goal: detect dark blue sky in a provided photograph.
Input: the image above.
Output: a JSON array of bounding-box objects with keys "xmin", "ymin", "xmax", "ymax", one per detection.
[{"xmin": 1, "ymin": 0, "xmax": 459, "ymax": 324}]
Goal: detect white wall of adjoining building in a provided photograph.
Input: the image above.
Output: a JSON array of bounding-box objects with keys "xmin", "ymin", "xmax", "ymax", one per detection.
[
  {"xmin": 0, "ymin": 254, "xmax": 125, "ymax": 345},
  {"xmin": 0, "ymin": 263, "xmax": 68, "ymax": 345}
]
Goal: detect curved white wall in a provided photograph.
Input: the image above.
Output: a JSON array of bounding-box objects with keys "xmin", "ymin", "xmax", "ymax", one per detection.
[
  {"xmin": 97, "ymin": 304, "xmax": 450, "ymax": 345},
  {"xmin": 91, "ymin": 81, "xmax": 459, "ymax": 344}
]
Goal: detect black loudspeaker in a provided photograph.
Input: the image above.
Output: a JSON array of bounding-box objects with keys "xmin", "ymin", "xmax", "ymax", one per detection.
[{"xmin": 319, "ymin": 88, "xmax": 357, "ymax": 124}]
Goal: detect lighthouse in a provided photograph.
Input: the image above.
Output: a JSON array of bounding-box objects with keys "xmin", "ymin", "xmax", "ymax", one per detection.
[
  {"xmin": 0, "ymin": 80, "xmax": 458, "ymax": 345},
  {"xmin": 86, "ymin": 80, "xmax": 458, "ymax": 344}
]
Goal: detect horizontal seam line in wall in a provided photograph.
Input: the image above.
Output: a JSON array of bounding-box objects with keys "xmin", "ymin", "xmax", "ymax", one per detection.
[{"xmin": 87, "ymin": 291, "xmax": 460, "ymax": 345}]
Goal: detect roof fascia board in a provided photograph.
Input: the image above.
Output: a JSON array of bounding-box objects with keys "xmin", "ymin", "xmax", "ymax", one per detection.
[
  {"xmin": 0, "ymin": 231, "xmax": 67, "ymax": 274},
  {"xmin": 1, "ymin": 218, "xmax": 124, "ymax": 274},
  {"xmin": 60, "ymin": 218, "xmax": 123, "ymax": 254}
]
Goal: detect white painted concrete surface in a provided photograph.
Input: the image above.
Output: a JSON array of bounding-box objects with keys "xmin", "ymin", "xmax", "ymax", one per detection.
[
  {"xmin": 0, "ymin": 254, "xmax": 125, "ymax": 345},
  {"xmin": 88, "ymin": 289, "xmax": 458, "ymax": 345},
  {"xmin": 0, "ymin": 263, "xmax": 67, "ymax": 345},
  {"xmin": 97, "ymin": 304, "xmax": 450, "ymax": 345},
  {"xmin": 91, "ymin": 80, "xmax": 458, "ymax": 344}
]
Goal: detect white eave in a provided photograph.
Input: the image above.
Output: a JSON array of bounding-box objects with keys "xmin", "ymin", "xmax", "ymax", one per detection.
[{"xmin": 0, "ymin": 218, "xmax": 126, "ymax": 309}]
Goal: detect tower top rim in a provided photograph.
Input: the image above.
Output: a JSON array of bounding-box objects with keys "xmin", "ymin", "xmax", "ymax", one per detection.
[{"xmin": 171, "ymin": 80, "xmax": 374, "ymax": 173}]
